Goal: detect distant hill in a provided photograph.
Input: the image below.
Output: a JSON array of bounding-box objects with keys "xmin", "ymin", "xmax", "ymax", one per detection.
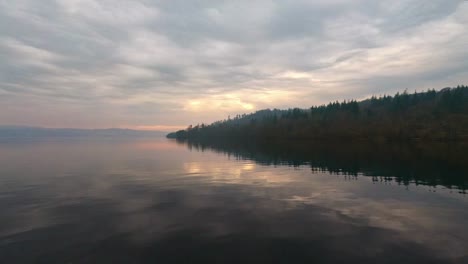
[
  {"xmin": 168, "ymin": 85, "xmax": 468, "ymax": 141},
  {"xmin": 0, "ymin": 126, "xmax": 166, "ymax": 138}
]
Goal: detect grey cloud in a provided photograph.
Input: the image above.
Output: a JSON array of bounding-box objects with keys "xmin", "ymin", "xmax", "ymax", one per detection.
[
  {"xmin": 374, "ymin": 0, "xmax": 463, "ymax": 32},
  {"xmin": 0, "ymin": 0, "xmax": 467, "ymax": 128}
]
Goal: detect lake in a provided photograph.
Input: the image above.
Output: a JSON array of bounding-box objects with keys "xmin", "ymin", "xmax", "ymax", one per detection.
[{"xmin": 0, "ymin": 138, "xmax": 467, "ymax": 263}]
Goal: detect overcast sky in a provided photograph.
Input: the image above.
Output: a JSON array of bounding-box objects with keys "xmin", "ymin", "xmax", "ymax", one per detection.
[{"xmin": 1, "ymin": 0, "xmax": 467, "ymax": 130}]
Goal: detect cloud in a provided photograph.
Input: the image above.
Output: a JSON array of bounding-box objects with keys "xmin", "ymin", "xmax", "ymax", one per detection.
[
  {"xmin": 0, "ymin": 0, "xmax": 467, "ymax": 128},
  {"xmin": 56, "ymin": 0, "xmax": 158, "ymax": 25}
]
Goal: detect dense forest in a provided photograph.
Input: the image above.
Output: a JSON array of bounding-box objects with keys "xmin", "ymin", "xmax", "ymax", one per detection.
[{"xmin": 168, "ymin": 86, "xmax": 468, "ymax": 141}]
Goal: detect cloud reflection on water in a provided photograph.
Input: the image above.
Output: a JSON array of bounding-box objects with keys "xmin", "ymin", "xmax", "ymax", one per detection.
[{"xmin": 0, "ymin": 138, "xmax": 467, "ymax": 263}]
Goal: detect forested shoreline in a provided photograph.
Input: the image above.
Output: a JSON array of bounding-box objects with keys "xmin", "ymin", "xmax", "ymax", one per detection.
[{"xmin": 168, "ymin": 86, "xmax": 468, "ymax": 141}]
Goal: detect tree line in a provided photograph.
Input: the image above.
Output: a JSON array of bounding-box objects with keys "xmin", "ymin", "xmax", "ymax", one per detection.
[{"xmin": 167, "ymin": 86, "xmax": 468, "ymax": 141}]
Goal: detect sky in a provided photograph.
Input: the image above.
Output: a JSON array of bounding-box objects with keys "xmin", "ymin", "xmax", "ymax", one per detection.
[{"xmin": 1, "ymin": 0, "xmax": 467, "ymax": 131}]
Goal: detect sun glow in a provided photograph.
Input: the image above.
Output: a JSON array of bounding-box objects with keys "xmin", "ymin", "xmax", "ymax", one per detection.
[{"xmin": 185, "ymin": 96, "xmax": 255, "ymax": 112}]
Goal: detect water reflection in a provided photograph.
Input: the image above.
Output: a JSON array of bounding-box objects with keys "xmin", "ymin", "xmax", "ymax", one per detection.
[
  {"xmin": 0, "ymin": 138, "xmax": 467, "ymax": 263},
  {"xmin": 177, "ymin": 138, "xmax": 468, "ymax": 192}
]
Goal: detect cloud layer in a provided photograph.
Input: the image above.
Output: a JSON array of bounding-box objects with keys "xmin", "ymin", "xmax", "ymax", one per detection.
[{"xmin": 1, "ymin": 0, "xmax": 467, "ymax": 129}]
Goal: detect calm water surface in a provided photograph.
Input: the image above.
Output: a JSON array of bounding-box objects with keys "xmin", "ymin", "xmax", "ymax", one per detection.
[{"xmin": 0, "ymin": 138, "xmax": 467, "ymax": 263}]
